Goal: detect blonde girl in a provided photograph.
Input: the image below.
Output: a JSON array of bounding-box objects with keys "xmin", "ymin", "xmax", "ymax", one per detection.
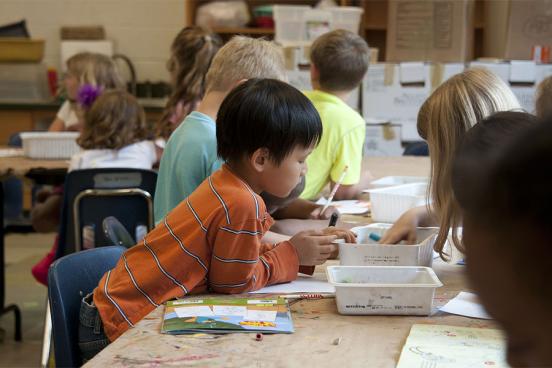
[
  {"xmin": 156, "ymin": 26, "xmax": 221, "ymax": 141},
  {"xmin": 49, "ymin": 52, "xmax": 124, "ymax": 132},
  {"xmin": 380, "ymin": 68, "xmax": 521, "ymax": 259},
  {"xmin": 70, "ymin": 90, "xmax": 158, "ymax": 170},
  {"xmin": 535, "ymin": 75, "xmax": 552, "ymax": 119}
]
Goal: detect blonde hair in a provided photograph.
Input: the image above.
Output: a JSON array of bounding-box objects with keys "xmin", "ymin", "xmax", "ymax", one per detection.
[
  {"xmin": 310, "ymin": 29, "xmax": 369, "ymax": 91},
  {"xmin": 157, "ymin": 26, "xmax": 222, "ymax": 139},
  {"xmin": 66, "ymin": 52, "xmax": 124, "ymax": 90},
  {"xmin": 419, "ymin": 68, "xmax": 520, "ymax": 259},
  {"xmin": 536, "ymin": 76, "xmax": 552, "ymax": 119},
  {"xmin": 78, "ymin": 90, "xmax": 148, "ymax": 150},
  {"xmin": 205, "ymin": 36, "xmax": 286, "ymax": 93}
]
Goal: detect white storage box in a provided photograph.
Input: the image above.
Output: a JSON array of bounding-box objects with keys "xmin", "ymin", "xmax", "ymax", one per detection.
[
  {"xmin": 369, "ymin": 176, "xmax": 428, "ymax": 188},
  {"xmin": 339, "ymin": 223, "xmax": 437, "ymax": 267},
  {"xmin": 20, "ymin": 132, "xmax": 80, "ymax": 159},
  {"xmin": 367, "ymin": 182, "xmax": 428, "ymax": 223},
  {"xmin": 328, "ymin": 6, "xmax": 363, "ymax": 34},
  {"xmin": 326, "ymin": 266, "xmax": 442, "ymax": 315}
]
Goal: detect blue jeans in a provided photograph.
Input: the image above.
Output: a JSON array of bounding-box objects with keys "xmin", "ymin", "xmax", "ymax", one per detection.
[{"xmin": 78, "ymin": 293, "xmax": 110, "ymax": 362}]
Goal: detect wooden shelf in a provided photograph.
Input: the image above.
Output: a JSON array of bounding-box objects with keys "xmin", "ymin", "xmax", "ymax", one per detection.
[{"xmin": 212, "ymin": 27, "xmax": 274, "ymax": 35}]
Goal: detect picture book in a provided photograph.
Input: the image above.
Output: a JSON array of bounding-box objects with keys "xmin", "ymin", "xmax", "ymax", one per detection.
[{"xmin": 162, "ymin": 297, "xmax": 294, "ymax": 334}]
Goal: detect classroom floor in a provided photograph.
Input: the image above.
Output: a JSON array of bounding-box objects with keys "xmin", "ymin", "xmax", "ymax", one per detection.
[{"xmin": 0, "ymin": 232, "xmax": 55, "ymax": 368}]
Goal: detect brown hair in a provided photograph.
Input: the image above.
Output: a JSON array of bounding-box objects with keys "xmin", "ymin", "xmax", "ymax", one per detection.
[
  {"xmin": 535, "ymin": 76, "xmax": 552, "ymax": 119},
  {"xmin": 205, "ymin": 36, "xmax": 287, "ymax": 93},
  {"xmin": 66, "ymin": 52, "xmax": 124, "ymax": 90},
  {"xmin": 310, "ymin": 29, "xmax": 369, "ymax": 91},
  {"xmin": 78, "ymin": 90, "xmax": 148, "ymax": 150},
  {"xmin": 419, "ymin": 68, "xmax": 520, "ymax": 260},
  {"xmin": 156, "ymin": 27, "xmax": 222, "ymax": 139}
]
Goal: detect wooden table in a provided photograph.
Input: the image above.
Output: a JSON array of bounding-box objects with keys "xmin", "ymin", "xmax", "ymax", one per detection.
[
  {"xmin": 0, "ymin": 152, "xmax": 69, "ymax": 179},
  {"xmin": 83, "ymin": 156, "xmax": 495, "ymax": 368}
]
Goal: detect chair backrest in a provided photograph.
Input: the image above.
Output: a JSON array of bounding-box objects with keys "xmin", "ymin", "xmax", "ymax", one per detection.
[
  {"xmin": 55, "ymin": 168, "xmax": 157, "ymax": 259},
  {"xmin": 403, "ymin": 141, "xmax": 429, "ymax": 156},
  {"xmin": 48, "ymin": 246, "xmax": 125, "ymax": 368}
]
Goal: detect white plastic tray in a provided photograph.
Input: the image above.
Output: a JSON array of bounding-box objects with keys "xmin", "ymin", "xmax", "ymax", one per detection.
[
  {"xmin": 20, "ymin": 131, "xmax": 80, "ymax": 159},
  {"xmin": 368, "ymin": 175, "xmax": 428, "ymax": 189},
  {"xmin": 326, "ymin": 266, "xmax": 442, "ymax": 315},
  {"xmin": 339, "ymin": 223, "xmax": 437, "ymax": 267},
  {"xmin": 367, "ymin": 183, "xmax": 428, "ymax": 223}
]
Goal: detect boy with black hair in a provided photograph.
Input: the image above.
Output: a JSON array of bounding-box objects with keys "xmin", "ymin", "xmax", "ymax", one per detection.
[
  {"xmin": 78, "ymin": 79, "xmax": 355, "ymax": 360},
  {"xmin": 452, "ymin": 111, "xmax": 552, "ymax": 367}
]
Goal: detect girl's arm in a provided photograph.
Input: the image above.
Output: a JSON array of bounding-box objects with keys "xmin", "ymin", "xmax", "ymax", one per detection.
[
  {"xmin": 48, "ymin": 117, "xmax": 66, "ymax": 132},
  {"xmin": 379, "ymin": 206, "xmax": 437, "ymax": 244}
]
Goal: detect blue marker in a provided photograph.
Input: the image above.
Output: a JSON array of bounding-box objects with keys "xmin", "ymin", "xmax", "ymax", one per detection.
[{"xmin": 368, "ymin": 232, "xmax": 381, "ymax": 242}]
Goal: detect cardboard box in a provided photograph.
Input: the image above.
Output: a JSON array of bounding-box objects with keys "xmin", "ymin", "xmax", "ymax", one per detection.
[
  {"xmin": 386, "ymin": 0, "xmax": 474, "ymax": 62},
  {"xmin": 364, "ymin": 122, "xmax": 403, "ymax": 157},
  {"xmin": 362, "ymin": 63, "xmax": 431, "ymax": 141},
  {"xmin": 287, "ymin": 69, "xmax": 360, "ymax": 111},
  {"xmin": 484, "ymin": 0, "xmax": 552, "ymax": 60},
  {"xmin": 468, "ymin": 61, "xmax": 552, "ymax": 113}
]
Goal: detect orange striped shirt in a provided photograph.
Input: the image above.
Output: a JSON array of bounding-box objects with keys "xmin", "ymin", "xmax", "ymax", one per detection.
[{"xmin": 93, "ymin": 165, "xmax": 302, "ymax": 341}]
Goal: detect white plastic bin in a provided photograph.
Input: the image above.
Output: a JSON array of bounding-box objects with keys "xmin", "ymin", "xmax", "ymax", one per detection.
[
  {"xmin": 367, "ymin": 183, "xmax": 428, "ymax": 223},
  {"xmin": 329, "ymin": 6, "xmax": 363, "ymax": 34},
  {"xmin": 339, "ymin": 223, "xmax": 437, "ymax": 267},
  {"xmin": 326, "ymin": 266, "xmax": 442, "ymax": 315},
  {"xmin": 369, "ymin": 176, "xmax": 428, "ymax": 188},
  {"xmin": 20, "ymin": 131, "xmax": 80, "ymax": 159}
]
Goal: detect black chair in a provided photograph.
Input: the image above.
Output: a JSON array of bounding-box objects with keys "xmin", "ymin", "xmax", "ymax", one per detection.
[
  {"xmin": 0, "ymin": 184, "xmax": 22, "ymax": 341},
  {"xmin": 55, "ymin": 168, "xmax": 157, "ymax": 259},
  {"xmin": 48, "ymin": 246, "xmax": 125, "ymax": 367}
]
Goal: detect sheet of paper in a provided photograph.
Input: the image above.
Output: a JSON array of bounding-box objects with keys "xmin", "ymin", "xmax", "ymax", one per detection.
[
  {"xmin": 212, "ymin": 305, "xmax": 247, "ymax": 317},
  {"xmin": 315, "ymin": 197, "xmax": 370, "ymax": 215},
  {"xmin": 397, "ymin": 324, "xmax": 508, "ymax": 368},
  {"xmin": 174, "ymin": 306, "xmax": 214, "ymax": 318},
  {"xmin": 245, "ymin": 309, "xmax": 277, "ymax": 322},
  {"xmin": 440, "ymin": 291, "xmax": 492, "ymax": 319},
  {"xmin": 249, "ymin": 275, "xmax": 335, "ymax": 294}
]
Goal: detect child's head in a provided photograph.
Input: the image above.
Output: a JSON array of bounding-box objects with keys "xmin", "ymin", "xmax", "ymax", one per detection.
[
  {"xmin": 535, "ymin": 75, "xmax": 552, "ymax": 119},
  {"xmin": 157, "ymin": 27, "xmax": 222, "ymax": 139},
  {"xmin": 310, "ymin": 29, "xmax": 370, "ymax": 92},
  {"xmin": 78, "ymin": 90, "xmax": 148, "ymax": 150},
  {"xmin": 418, "ymin": 67, "xmax": 521, "ymax": 258},
  {"xmin": 65, "ymin": 52, "xmax": 124, "ymax": 100},
  {"xmin": 216, "ymin": 79, "xmax": 322, "ymax": 197},
  {"xmin": 205, "ymin": 36, "xmax": 287, "ymax": 94},
  {"xmin": 452, "ymin": 112, "xmax": 551, "ymax": 367}
]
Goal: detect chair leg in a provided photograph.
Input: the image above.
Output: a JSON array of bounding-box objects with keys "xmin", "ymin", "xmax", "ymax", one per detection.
[
  {"xmin": 40, "ymin": 301, "xmax": 52, "ymax": 368},
  {"xmin": 0, "ymin": 304, "xmax": 21, "ymax": 341}
]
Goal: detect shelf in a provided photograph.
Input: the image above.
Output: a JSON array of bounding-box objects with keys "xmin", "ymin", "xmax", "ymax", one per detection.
[{"xmin": 212, "ymin": 27, "xmax": 274, "ymax": 35}]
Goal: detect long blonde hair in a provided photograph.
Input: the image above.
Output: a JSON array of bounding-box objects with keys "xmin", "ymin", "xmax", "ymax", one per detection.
[{"xmin": 418, "ymin": 68, "xmax": 520, "ymax": 259}]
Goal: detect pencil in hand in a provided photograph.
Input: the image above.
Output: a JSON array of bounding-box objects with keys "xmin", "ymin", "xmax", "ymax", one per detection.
[{"xmin": 321, "ymin": 165, "xmax": 349, "ymax": 214}]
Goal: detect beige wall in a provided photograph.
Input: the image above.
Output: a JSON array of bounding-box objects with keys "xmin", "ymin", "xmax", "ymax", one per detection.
[{"xmin": 0, "ymin": 0, "xmax": 186, "ymax": 82}]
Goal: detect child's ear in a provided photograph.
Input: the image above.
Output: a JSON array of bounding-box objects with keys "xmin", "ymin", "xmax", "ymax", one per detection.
[
  {"xmin": 250, "ymin": 147, "xmax": 270, "ymax": 173},
  {"xmin": 310, "ymin": 64, "xmax": 319, "ymax": 83}
]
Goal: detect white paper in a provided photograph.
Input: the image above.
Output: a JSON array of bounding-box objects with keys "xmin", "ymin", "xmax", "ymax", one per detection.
[
  {"xmin": 315, "ymin": 197, "xmax": 370, "ymax": 215},
  {"xmin": 245, "ymin": 309, "xmax": 277, "ymax": 322},
  {"xmin": 249, "ymin": 275, "xmax": 335, "ymax": 294},
  {"xmin": 212, "ymin": 305, "xmax": 247, "ymax": 317},
  {"xmin": 174, "ymin": 306, "xmax": 214, "ymax": 318},
  {"xmin": 440, "ymin": 291, "xmax": 492, "ymax": 319}
]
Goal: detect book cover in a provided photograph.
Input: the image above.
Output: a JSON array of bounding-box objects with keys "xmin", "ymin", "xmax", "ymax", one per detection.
[{"xmin": 162, "ymin": 297, "xmax": 294, "ymax": 334}]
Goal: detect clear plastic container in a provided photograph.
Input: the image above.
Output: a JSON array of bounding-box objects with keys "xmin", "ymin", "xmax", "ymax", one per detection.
[
  {"xmin": 367, "ymin": 183, "xmax": 428, "ymax": 223},
  {"xmin": 326, "ymin": 265, "xmax": 442, "ymax": 315},
  {"xmin": 339, "ymin": 223, "xmax": 437, "ymax": 267},
  {"xmin": 20, "ymin": 132, "xmax": 80, "ymax": 159}
]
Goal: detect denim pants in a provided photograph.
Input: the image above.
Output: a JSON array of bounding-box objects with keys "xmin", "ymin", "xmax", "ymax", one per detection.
[{"xmin": 78, "ymin": 293, "xmax": 110, "ymax": 361}]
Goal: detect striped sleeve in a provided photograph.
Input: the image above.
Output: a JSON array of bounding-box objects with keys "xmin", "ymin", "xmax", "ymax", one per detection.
[{"xmin": 208, "ymin": 220, "xmax": 299, "ymax": 294}]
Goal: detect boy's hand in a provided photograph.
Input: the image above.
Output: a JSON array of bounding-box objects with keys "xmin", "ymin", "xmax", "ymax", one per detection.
[
  {"xmin": 289, "ymin": 230, "xmax": 338, "ymax": 266},
  {"xmin": 35, "ymin": 189, "xmax": 52, "ymax": 204},
  {"xmin": 309, "ymin": 205, "xmax": 338, "ymax": 220},
  {"xmin": 321, "ymin": 227, "xmax": 357, "ymax": 244}
]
